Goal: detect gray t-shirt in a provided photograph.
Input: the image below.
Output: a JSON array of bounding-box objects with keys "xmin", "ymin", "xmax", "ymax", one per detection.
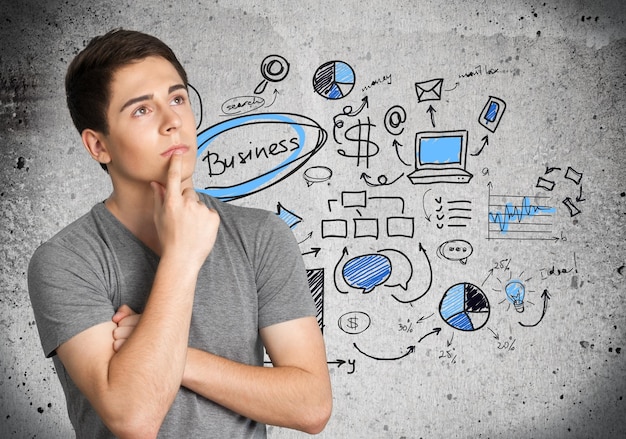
[{"xmin": 28, "ymin": 194, "xmax": 316, "ymax": 438}]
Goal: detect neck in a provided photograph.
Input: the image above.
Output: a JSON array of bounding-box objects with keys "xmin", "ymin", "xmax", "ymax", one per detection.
[{"xmin": 104, "ymin": 183, "xmax": 161, "ymax": 254}]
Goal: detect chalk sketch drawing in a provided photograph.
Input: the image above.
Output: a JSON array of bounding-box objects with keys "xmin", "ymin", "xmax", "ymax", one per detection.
[
  {"xmin": 276, "ymin": 202, "xmax": 302, "ymax": 229},
  {"xmin": 333, "ymin": 248, "xmax": 413, "ymax": 294},
  {"xmin": 337, "ymin": 117, "xmax": 379, "ymax": 168},
  {"xmin": 322, "ymin": 191, "xmax": 414, "ymax": 240},
  {"xmin": 439, "ymin": 283, "xmax": 490, "ymax": 331},
  {"xmin": 338, "ymin": 311, "xmax": 371, "ymax": 335},
  {"xmin": 254, "ymin": 54, "xmax": 290, "ymax": 94},
  {"xmin": 488, "ymin": 189, "xmax": 557, "ymax": 241},
  {"xmin": 303, "ymin": 166, "xmax": 332, "ymax": 187},
  {"xmin": 535, "ymin": 165, "xmax": 585, "ymax": 217},
  {"xmin": 407, "ymin": 130, "xmax": 473, "ymax": 184},
  {"xmin": 478, "ymin": 96, "xmax": 506, "ymax": 133},
  {"xmin": 503, "ymin": 280, "xmax": 527, "ymax": 313},
  {"xmin": 194, "ymin": 113, "xmax": 327, "ymax": 201},
  {"xmin": 437, "ymin": 239, "xmax": 474, "ymax": 264},
  {"xmin": 332, "ymin": 97, "xmax": 368, "ymax": 144},
  {"xmin": 307, "ymin": 268, "xmax": 325, "ymax": 332},
  {"xmin": 313, "ymin": 60, "xmax": 355, "ymax": 100},
  {"xmin": 384, "ymin": 105, "xmax": 407, "ymax": 136},
  {"xmin": 415, "ymin": 78, "xmax": 443, "ymax": 103}
]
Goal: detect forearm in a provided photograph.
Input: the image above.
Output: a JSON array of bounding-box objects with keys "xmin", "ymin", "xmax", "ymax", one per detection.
[
  {"xmin": 182, "ymin": 347, "xmax": 331, "ymax": 434},
  {"xmin": 104, "ymin": 256, "xmax": 198, "ymax": 435}
]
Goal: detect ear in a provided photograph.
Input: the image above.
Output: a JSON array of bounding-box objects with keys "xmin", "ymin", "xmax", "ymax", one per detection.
[{"xmin": 81, "ymin": 129, "xmax": 111, "ymax": 166}]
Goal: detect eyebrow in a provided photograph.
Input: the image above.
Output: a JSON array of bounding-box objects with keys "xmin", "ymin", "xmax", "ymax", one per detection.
[{"xmin": 119, "ymin": 84, "xmax": 187, "ymax": 112}]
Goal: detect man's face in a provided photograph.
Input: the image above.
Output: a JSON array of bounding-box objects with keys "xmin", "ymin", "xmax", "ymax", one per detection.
[{"xmin": 101, "ymin": 56, "xmax": 197, "ymax": 188}]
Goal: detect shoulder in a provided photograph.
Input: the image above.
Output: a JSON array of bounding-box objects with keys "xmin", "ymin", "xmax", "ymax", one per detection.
[
  {"xmin": 199, "ymin": 194, "xmax": 297, "ymax": 255},
  {"xmin": 200, "ymin": 194, "xmax": 287, "ymax": 235},
  {"xmin": 28, "ymin": 202, "xmax": 115, "ymax": 274}
]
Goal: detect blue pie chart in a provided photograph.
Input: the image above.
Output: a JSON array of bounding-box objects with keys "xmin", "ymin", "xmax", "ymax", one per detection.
[
  {"xmin": 439, "ymin": 283, "xmax": 490, "ymax": 331},
  {"xmin": 312, "ymin": 61, "xmax": 355, "ymax": 100}
]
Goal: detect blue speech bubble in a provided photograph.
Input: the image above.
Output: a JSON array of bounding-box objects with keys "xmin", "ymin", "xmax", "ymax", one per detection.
[{"xmin": 342, "ymin": 254, "xmax": 392, "ymax": 294}]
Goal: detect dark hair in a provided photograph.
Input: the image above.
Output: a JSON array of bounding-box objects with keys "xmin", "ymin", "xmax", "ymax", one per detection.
[{"xmin": 65, "ymin": 29, "xmax": 188, "ymax": 171}]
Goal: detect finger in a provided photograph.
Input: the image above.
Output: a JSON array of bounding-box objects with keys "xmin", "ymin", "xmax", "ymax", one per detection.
[
  {"xmin": 113, "ymin": 338, "xmax": 125, "ymax": 352},
  {"xmin": 165, "ymin": 151, "xmax": 184, "ymax": 196},
  {"xmin": 182, "ymin": 187, "xmax": 202, "ymax": 204},
  {"xmin": 112, "ymin": 304, "xmax": 137, "ymax": 323},
  {"xmin": 117, "ymin": 314, "xmax": 141, "ymax": 328},
  {"xmin": 113, "ymin": 325, "xmax": 134, "ymax": 340}
]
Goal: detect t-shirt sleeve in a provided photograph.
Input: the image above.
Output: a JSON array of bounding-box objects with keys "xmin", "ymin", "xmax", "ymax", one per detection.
[
  {"xmin": 28, "ymin": 241, "xmax": 115, "ymax": 358},
  {"xmin": 254, "ymin": 212, "xmax": 316, "ymax": 329}
]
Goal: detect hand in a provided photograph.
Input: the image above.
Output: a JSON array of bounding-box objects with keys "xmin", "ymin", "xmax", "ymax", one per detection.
[
  {"xmin": 150, "ymin": 151, "xmax": 220, "ymax": 266},
  {"xmin": 112, "ymin": 304, "xmax": 140, "ymax": 353}
]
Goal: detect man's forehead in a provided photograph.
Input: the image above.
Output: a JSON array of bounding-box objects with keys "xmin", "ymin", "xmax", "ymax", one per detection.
[{"xmin": 110, "ymin": 56, "xmax": 184, "ymax": 92}]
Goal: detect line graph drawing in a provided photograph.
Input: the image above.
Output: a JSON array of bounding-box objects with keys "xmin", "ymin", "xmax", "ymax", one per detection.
[{"xmin": 487, "ymin": 184, "xmax": 556, "ymax": 241}]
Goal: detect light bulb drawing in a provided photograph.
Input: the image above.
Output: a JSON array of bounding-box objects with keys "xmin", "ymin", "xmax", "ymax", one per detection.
[
  {"xmin": 504, "ymin": 280, "xmax": 525, "ymax": 313},
  {"xmin": 490, "ymin": 267, "xmax": 536, "ymax": 313}
]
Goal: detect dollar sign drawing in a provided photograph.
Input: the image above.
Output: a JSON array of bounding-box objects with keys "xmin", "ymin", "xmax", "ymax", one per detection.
[
  {"xmin": 347, "ymin": 316, "xmax": 359, "ymax": 330},
  {"xmin": 338, "ymin": 117, "xmax": 379, "ymax": 168}
]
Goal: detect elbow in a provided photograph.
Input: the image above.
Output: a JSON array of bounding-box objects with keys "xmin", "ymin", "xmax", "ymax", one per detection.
[
  {"xmin": 105, "ymin": 410, "xmax": 162, "ymax": 439},
  {"xmin": 300, "ymin": 394, "xmax": 332, "ymax": 435}
]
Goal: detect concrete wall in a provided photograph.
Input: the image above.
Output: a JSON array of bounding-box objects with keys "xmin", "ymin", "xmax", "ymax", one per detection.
[{"xmin": 1, "ymin": 0, "xmax": 625, "ymax": 437}]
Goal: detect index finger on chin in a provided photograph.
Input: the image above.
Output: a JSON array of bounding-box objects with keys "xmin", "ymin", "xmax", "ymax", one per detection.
[{"xmin": 166, "ymin": 151, "xmax": 184, "ymax": 196}]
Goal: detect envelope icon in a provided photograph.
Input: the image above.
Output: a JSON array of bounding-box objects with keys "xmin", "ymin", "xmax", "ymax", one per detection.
[{"xmin": 415, "ymin": 78, "xmax": 443, "ymax": 102}]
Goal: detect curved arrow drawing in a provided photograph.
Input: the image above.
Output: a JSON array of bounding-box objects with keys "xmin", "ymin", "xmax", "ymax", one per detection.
[
  {"xmin": 418, "ymin": 327, "xmax": 441, "ymax": 343},
  {"xmin": 393, "ymin": 139, "xmax": 413, "ymax": 167},
  {"xmin": 353, "ymin": 343, "xmax": 415, "ymax": 361},
  {"xmin": 519, "ymin": 289, "xmax": 551, "ymax": 327},
  {"xmin": 360, "ymin": 172, "xmax": 404, "ymax": 187},
  {"xmin": 333, "ymin": 247, "xmax": 354, "ymax": 294},
  {"xmin": 470, "ymin": 135, "xmax": 489, "ymax": 156},
  {"xmin": 302, "ymin": 247, "xmax": 321, "ymax": 257},
  {"xmin": 392, "ymin": 243, "xmax": 433, "ymax": 304},
  {"xmin": 264, "ymin": 89, "xmax": 279, "ymax": 108},
  {"xmin": 422, "ymin": 188, "xmax": 432, "ymax": 222}
]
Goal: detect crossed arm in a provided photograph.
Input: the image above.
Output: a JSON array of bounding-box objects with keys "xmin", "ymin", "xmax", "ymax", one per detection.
[
  {"xmin": 113, "ymin": 306, "xmax": 332, "ymax": 433},
  {"xmin": 55, "ymin": 154, "xmax": 332, "ymax": 438}
]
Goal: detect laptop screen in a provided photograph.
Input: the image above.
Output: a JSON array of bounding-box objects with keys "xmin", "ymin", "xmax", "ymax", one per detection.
[{"xmin": 416, "ymin": 130, "xmax": 467, "ymax": 168}]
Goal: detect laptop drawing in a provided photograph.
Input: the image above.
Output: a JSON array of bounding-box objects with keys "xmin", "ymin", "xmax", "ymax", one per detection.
[{"xmin": 407, "ymin": 130, "xmax": 473, "ymax": 184}]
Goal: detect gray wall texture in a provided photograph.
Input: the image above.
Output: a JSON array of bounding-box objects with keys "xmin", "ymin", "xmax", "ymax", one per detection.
[{"xmin": 1, "ymin": 0, "xmax": 625, "ymax": 437}]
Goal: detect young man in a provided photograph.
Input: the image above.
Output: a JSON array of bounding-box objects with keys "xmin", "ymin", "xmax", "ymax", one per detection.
[{"xmin": 28, "ymin": 29, "xmax": 332, "ymax": 438}]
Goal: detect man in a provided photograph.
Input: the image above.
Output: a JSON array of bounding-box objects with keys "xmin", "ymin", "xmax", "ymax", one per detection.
[{"xmin": 28, "ymin": 29, "xmax": 332, "ymax": 438}]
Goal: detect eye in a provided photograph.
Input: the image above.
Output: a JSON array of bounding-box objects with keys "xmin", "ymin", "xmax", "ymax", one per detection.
[
  {"xmin": 170, "ymin": 95, "xmax": 186, "ymax": 106},
  {"xmin": 132, "ymin": 106, "xmax": 150, "ymax": 117}
]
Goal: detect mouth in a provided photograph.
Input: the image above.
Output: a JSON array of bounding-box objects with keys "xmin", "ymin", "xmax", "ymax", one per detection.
[{"xmin": 161, "ymin": 145, "xmax": 190, "ymax": 158}]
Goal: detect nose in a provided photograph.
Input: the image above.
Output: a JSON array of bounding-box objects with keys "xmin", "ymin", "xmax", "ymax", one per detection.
[{"xmin": 160, "ymin": 105, "xmax": 182, "ymax": 134}]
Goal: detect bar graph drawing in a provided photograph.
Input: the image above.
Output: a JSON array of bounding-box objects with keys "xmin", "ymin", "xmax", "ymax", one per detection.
[{"xmin": 487, "ymin": 187, "xmax": 556, "ymax": 241}]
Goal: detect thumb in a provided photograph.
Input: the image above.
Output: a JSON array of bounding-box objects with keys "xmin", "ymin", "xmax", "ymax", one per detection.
[{"xmin": 112, "ymin": 304, "xmax": 137, "ymax": 323}]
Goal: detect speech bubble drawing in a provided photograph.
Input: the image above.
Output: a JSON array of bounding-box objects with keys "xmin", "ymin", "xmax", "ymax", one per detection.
[
  {"xmin": 342, "ymin": 254, "xmax": 392, "ymax": 294},
  {"xmin": 379, "ymin": 249, "xmax": 413, "ymax": 290},
  {"xmin": 437, "ymin": 239, "xmax": 474, "ymax": 264},
  {"xmin": 195, "ymin": 113, "xmax": 327, "ymax": 201}
]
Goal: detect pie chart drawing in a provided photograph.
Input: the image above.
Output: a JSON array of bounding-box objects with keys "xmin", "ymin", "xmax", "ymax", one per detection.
[
  {"xmin": 313, "ymin": 61, "xmax": 355, "ymax": 100},
  {"xmin": 439, "ymin": 283, "xmax": 490, "ymax": 331}
]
